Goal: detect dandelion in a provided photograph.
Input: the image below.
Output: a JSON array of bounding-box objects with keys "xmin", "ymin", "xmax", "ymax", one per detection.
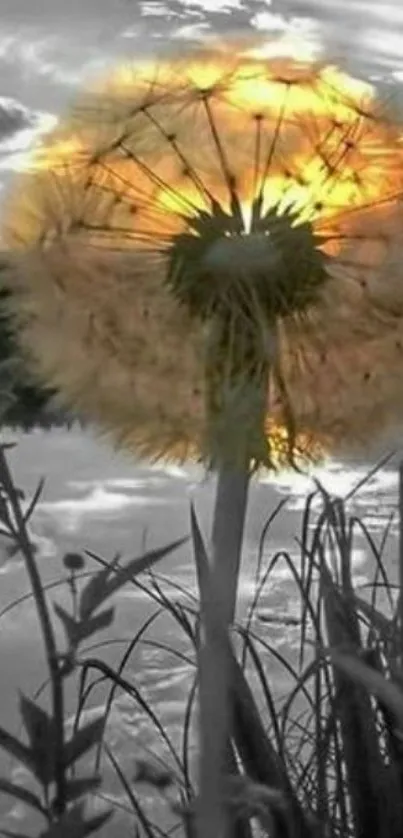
[
  {"xmin": 3, "ymin": 42, "xmax": 403, "ymax": 470},
  {"xmin": 2, "ymin": 36, "xmax": 403, "ymax": 838}
]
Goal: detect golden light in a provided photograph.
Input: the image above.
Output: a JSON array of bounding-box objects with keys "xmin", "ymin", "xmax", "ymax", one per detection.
[
  {"xmin": 19, "ymin": 50, "xmax": 398, "ymax": 241},
  {"xmin": 3, "ymin": 40, "xmax": 403, "ymax": 469},
  {"xmin": 25, "ymin": 136, "xmax": 83, "ymax": 171}
]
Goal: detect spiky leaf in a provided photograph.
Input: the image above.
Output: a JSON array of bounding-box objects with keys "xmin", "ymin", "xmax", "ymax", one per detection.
[
  {"xmin": 0, "ymin": 725, "xmax": 35, "ymax": 774},
  {"xmin": 54, "ymin": 602, "xmax": 80, "ymax": 648},
  {"xmin": 19, "ymin": 694, "xmax": 57, "ymax": 785},
  {"xmin": 54, "ymin": 603, "xmax": 114, "ymax": 649},
  {"xmin": 75, "ymin": 607, "xmax": 115, "ymax": 643},
  {"xmin": 79, "ymin": 537, "xmax": 188, "ymax": 619},
  {"xmin": 39, "ymin": 803, "xmax": 113, "ymax": 838},
  {"xmin": 62, "ymin": 775, "xmax": 102, "ymax": 803},
  {"xmin": 63, "ymin": 717, "xmax": 105, "ymax": 768},
  {"xmin": 0, "ymin": 778, "xmax": 46, "ymax": 815}
]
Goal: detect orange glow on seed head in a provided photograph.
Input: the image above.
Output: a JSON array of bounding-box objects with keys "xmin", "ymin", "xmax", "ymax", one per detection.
[
  {"xmin": 15, "ymin": 45, "xmax": 401, "ymax": 252},
  {"xmin": 4, "ymin": 41, "xmax": 403, "ymax": 468}
]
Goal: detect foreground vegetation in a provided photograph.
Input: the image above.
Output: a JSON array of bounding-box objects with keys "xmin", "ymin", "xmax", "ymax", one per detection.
[{"xmin": 0, "ymin": 443, "xmax": 401, "ymax": 837}]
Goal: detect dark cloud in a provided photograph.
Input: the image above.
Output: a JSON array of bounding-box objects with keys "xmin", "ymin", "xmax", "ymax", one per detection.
[{"xmin": 0, "ymin": 98, "xmax": 35, "ymax": 142}]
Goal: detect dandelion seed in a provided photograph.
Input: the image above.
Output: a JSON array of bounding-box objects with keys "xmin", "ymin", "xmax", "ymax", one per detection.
[{"xmin": 2, "ymin": 39, "xmax": 403, "ymax": 472}]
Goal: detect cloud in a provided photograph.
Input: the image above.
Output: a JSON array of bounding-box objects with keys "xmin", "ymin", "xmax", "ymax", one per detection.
[
  {"xmin": 170, "ymin": 21, "xmax": 211, "ymax": 40},
  {"xmin": 268, "ymin": 0, "xmax": 403, "ymax": 77},
  {"xmin": 172, "ymin": 0, "xmax": 245, "ymax": 11},
  {"xmin": 280, "ymin": 0, "xmax": 403, "ymax": 27},
  {"xmin": 0, "ymin": 97, "xmax": 36, "ymax": 141},
  {"xmin": 0, "ymin": 101, "xmax": 57, "ymax": 172},
  {"xmin": 0, "ymin": 28, "xmax": 116, "ymax": 89},
  {"xmin": 140, "ymin": 1, "xmax": 182, "ymax": 15},
  {"xmin": 252, "ymin": 11, "xmax": 290, "ymax": 32}
]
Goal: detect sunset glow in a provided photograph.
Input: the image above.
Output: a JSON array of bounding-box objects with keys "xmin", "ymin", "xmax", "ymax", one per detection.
[
  {"xmin": 18, "ymin": 51, "xmax": 399, "ymax": 251},
  {"xmin": 4, "ymin": 42, "xmax": 403, "ymax": 469}
]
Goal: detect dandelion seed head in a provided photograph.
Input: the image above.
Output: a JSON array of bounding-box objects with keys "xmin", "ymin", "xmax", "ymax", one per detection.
[{"xmin": 3, "ymin": 39, "xmax": 403, "ymax": 470}]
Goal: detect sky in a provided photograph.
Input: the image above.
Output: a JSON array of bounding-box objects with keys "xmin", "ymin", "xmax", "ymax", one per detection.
[{"xmin": 0, "ymin": 0, "xmax": 402, "ymax": 187}]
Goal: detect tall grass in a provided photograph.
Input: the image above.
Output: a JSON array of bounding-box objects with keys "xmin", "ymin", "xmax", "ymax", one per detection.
[
  {"xmin": 0, "ymin": 442, "xmax": 187, "ymax": 837},
  {"xmin": 0, "ymin": 444, "xmax": 402, "ymax": 837}
]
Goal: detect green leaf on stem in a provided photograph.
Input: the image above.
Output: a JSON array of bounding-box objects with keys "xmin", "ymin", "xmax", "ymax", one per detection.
[
  {"xmin": 0, "ymin": 778, "xmax": 46, "ymax": 815},
  {"xmin": 62, "ymin": 775, "xmax": 102, "ymax": 803},
  {"xmin": 39, "ymin": 803, "xmax": 113, "ymax": 837},
  {"xmin": 23, "ymin": 478, "xmax": 45, "ymax": 525},
  {"xmin": 0, "ymin": 725, "xmax": 36, "ymax": 774},
  {"xmin": 19, "ymin": 694, "xmax": 57, "ymax": 785},
  {"xmin": 133, "ymin": 758, "xmax": 174, "ymax": 790},
  {"xmin": 79, "ymin": 537, "xmax": 188, "ymax": 619},
  {"xmin": 75, "ymin": 608, "xmax": 115, "ymax": 643},
  {"xmin": 54, "ymin": 603, "xmax": 79, "ymax": 648},
  {"xmin": 63, "ymin": 716, "xmax": 105, "ymax": 768},
  {"xmin": 54, "ymin": 603, "xmax": 114, "ymax": 649}
]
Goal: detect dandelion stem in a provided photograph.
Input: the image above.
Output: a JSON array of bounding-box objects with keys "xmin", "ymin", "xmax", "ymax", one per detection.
[
  {"xmin": 211, "ymin": 466, "xmax": 250, "ymax": 625},
  {"xmin": 196, "ymin": 465, "xmax": 250, "ymax": 838}
]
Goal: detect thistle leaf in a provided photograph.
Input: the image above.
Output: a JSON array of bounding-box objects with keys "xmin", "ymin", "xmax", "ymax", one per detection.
[
  {"xmin": 133, "ymin": 759, "xmax": 174, "ymax": 790},
  {"xmin": 54, "ymin": 602, "xmax": 114, "ymax": 649},
  {"xmin": 19, "ymin": 694, "xmax": 56, "ymax": 785},
  {"xmin": 54, "ymin": 602, "xmax": 79, "ymax": 648},
  {"xmin": 0, "ymin": 778, "xmax": 46, "ymax": 815},
  {"xmin": 0, "ymin": 725, "xmax": 35, "ymax": 774},
  {"xmin": 75, "ymin": 607, "xmax": 115, "ymax": 643},
  {"xmin": 39, "ymin": 803, "xmax": 113, "ymax": 838},
  {"xmin": 78, "ymin": 565, "xmax": 113, "ymax": 621},
  {"xmin": 63, "ymin": 716, "xmax": 105, "ymax": 768},
  {"xmin": 79, "ymin": 809, "xmax": 114, "ymax": 837},
  {"xmin": 62, "ymin": 775, "xmax": 102, "ymax": 803},
  {"xmin": 23, "ymin": 478, "xmax": 45, "ymax": 525},
  {"xmin": 79, "ymin": 537, "xmax": 188, "ymax": 619}
]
